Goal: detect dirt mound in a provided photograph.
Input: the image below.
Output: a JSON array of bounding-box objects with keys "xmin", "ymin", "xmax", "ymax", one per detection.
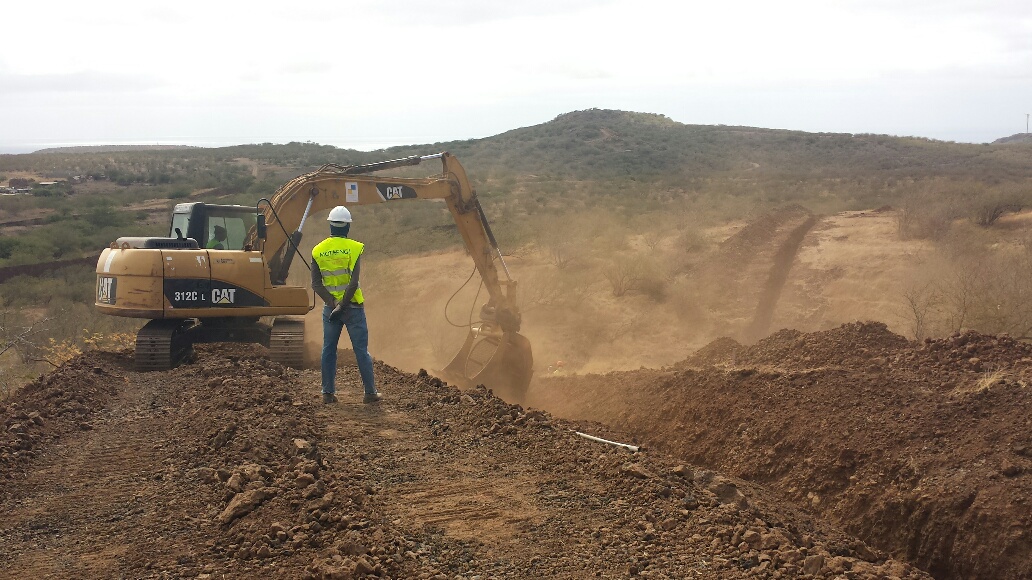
[
  {"xmin": 0, "ymin": 345, "xmax": 929, "ymax": 578},
  {"xmin": 717, "ymin": 204, "xmax": 813, "ymax": 261},
  {"xmin": 742, "ymin": 321, "xmax": 911, "ymax": 368},
  {"xmin": 677, "ymin": 322, "xmax": 910, "ymax": 370},
  {"xmin": 907, "ymin": 330, "xmax": 1032, "ymax": 374},
  {"xmin": 681, "ymin": 336, "xmax": 744, "ymax": 366},
  {"xmin": 1, "ymin": 351, "xmax": 128, "ymax": 472},
  {"xmin": 529, "ymin": 323, "xmax": 1032, "ymax": 579}
]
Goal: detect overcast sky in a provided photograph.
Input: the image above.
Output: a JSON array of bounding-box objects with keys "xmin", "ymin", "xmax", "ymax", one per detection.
[{"xmin": 1, "ymin": 0, "xmax": 1030, "ymax": 153}]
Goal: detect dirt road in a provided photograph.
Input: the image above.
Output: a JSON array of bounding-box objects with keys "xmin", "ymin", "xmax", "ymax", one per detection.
[{"xmin": 0, "ymin": 346, "xmax": 927, "ymax": 579}]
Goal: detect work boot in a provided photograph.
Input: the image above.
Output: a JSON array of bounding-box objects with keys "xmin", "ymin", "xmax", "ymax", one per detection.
[
  {"xmin": 363, "ymin": 391, "xmax": 382, "ymax": 404},
  {"xmin": 322, "ymin": 393, "xmax": 338, "ymax": 404}
]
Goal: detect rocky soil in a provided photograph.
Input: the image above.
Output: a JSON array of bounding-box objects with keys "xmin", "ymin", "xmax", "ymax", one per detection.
[
  {"xmin": 529, "ymin": 322, "xmax": 1032, "ymax": 580},
  {"xmin": 0, "ymin": 343, "xmax": 929, "ymax": 579}
]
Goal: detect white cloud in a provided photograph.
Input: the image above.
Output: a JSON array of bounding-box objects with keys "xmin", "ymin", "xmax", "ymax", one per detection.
[{"xmin": 0, "ymin": 0, "xmax": 1030, "ymax": 149}]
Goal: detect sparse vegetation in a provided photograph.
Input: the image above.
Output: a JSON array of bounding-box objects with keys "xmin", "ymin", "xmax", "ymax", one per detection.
[{"xmin": 4, "ymin": 109, "xmax": 1032, "ymax": 388}]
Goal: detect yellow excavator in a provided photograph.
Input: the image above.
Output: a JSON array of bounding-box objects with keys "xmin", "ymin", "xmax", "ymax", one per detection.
[{"xmin": 94, "ymin": 152, "xmax": 533, "ymax": 400}]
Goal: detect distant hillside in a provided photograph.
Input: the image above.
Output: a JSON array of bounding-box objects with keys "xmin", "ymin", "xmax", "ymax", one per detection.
[
  {"xmin": 7, "ymin": 110, "xmax": 1032, "ymax": 183},
  {"xmin": 374, "ymin": 109, "xmax": 1032, "ymax": 180},
  {"xmin": 33, "ymin": 145, "xmax": 199, "ymax": 154},
  {"xmin": 993, "ymin": 133, "xmax": 1032, "ymax": 144}
]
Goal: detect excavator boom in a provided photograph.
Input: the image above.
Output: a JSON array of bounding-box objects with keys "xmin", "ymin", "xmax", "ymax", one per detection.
[{"xmin": 255, "ymin": 152, "xmax": 531, "ymax": 398}]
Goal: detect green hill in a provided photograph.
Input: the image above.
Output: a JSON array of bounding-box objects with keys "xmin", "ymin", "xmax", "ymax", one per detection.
[
  {"xmin": 379, "ymin": 109, "xmax": 1032, "ymax": 179},
  {"xmin": 9, "ymin": 109, "xmax": 1031, "ymax": 182},
  {"xmin": 3, "ymin": 109, "xmax": 1032, "ymax": 269}
]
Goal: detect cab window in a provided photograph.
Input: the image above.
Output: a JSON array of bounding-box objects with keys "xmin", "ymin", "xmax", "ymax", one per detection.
[
  {"xmin": 204, "ymin": 209, "xmax": 256, "ymax": 250},
  {"xmin": 170, "ymin": 213, "xmax": 191, "ymax": 239}
]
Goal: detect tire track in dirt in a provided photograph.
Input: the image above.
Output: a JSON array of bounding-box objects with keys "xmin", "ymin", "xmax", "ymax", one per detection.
[
  {"xmin": 0, "ymin": 366, "xmax": 191, "ymax": 578},
  {"xmin": 744, "ymin": 213, "xmax": 819, "ymax": 342},
  {"xmin": 696, "ymin": 204, "xmax": 817, "ymax": 342},
  {"xmin": 315, "ymin": 391, "xmax": 551, "ymax": 561}
]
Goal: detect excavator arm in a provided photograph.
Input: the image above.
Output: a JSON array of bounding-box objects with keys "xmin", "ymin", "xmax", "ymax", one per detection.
[{"xmin": 252, "ymin": 152, "xmax": 532, "ymax": 398}]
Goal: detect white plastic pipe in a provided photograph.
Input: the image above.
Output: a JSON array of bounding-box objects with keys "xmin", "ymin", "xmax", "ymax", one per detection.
[{"xmin": 573, "ymin": 431, "xmax": 640, "ymax": 453}]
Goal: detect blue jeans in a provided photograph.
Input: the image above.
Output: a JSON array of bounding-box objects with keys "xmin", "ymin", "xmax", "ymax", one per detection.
[{"xmin": 321, "ymin": 304, "xmax": 376, "ymax": 395}]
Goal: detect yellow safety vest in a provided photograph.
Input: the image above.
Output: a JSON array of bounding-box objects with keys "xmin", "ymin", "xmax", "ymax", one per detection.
[{"xmin": 312, "ymin": 237, "xmax": 365, "ymax": 304}]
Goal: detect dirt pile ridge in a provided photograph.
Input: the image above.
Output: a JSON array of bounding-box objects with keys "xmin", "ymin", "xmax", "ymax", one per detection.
[
  {"xmin": 528, "ymin": 322, "xmax": 1032, "ymax": 580},
  {"xmin": 0, "ymin": 344, "xmax": 929, "ymax": 578}
]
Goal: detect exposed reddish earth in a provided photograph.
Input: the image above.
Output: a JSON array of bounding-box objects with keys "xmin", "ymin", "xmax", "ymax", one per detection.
[
  {"xmin": 0, "ymin": 344, "xmax": 930, "ymax": 579},
  {"xmin": 528, "ymin": 322, "xmax": 1032, "ymax": 579},
  {"xmin": 5, "ymin": 205, "xmax": 1027, "ymax": 579}
]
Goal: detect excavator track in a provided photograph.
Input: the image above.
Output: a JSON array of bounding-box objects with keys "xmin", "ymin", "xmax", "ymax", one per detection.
[
  {"xmin": 269, "ymin": 316, "xmax": 305, "ymax": 369},
  {"xmin": 135, "ymin": 319, "xmax": 197, "ymax": 372}
]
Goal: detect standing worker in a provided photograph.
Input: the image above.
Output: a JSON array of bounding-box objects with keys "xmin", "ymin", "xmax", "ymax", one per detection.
[{"xmin": 312, "ymin": 206, "xmax": 381, "ymax": 404}]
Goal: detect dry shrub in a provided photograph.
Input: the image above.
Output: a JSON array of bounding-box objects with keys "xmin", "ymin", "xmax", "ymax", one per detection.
[
  {"xmin": 894, "ymin": 180, "xmax": 999, "ymax": 241},
  {"xmin": 677, "ymin": 228, "xmax": 709, "ymax": 254},
  {"xmin": 969, "ymin": 184, "xmax": 1027, "ymax": 227},
  {"xmin": 1, "ymin": 307, "xmax": 135, "ymax": 397},
  {"xmin": 641, "ymin": 230, "xmax": 663, "ymax": 251},
  {"xmin": 901, "ymin": 237, "xmax": 1032, "ymax": 339},
  {"xmin": 42, "ymin": 331, "xmax": 135, "ymax": 366},
  {"xmin": 419, "ymin": 320, "xmax": 465, "ymax": 368},
  {"xmin": 534, "ymin": 213, "xmax": 600, "ymax": 270},
  {"xmin": 635, "ymin": 259, "xmax": 669, "ymax": 302},
  {"xmin": 515, "ymin": 268, "xmax": 598, "ymax": 312},
  {"xmin": 951, "ymin": 365, "xmax": 1027, "ymax": 396},
  {"xmin": 973, "ymin": 366, "xmax": 1008, "ymax": 392},
  {"xmin": 669, "ymin": 226, "xmax": 713, "ymax": 277},
  {"xmin": 599, "ymin": 253, "xmax": 669, "ymax": 302},
  {"xmin": 900, "ymin": 282, "xmax": 939, "ymax": 340},
  {"xmin": 601, "ymin": 254, "xmax": 641, "ymax": 297},
  {"xmin": 668, "ymin": 281, "xmax": 707, "ymax": 326},
  {"xmin": 897, "ymin": 197, "xmax": 957, "ymax": 241},
  {"xmin": 973, "ymin": 201, "xmax": 1022, "ymax": 227}
]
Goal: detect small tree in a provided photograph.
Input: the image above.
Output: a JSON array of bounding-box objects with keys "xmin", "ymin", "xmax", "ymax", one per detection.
[
  {"xmin": 901, "ymin": 283, "xmax": 938, "ymax": 340},
  {"xmin": 538, "ymin": 217, "xmax": 584, "ymax": 270},
  {"xmin": 973, "ymin": 201, "xmax": 1022, "ymax": 227},
  {"xmin": 0, "ymin": 311, "xmax": 54, "ymax": 372},
  {"xmin": 602, "ymin": 254, "xmax": 643, "ymax": 297},
  {"xmin": 970, "ymin": 186, "xmax": 1027, "ymax": 227},
  {"xmin": 641, "ymin": 230, "xmax": 663, "ymax": 251}
]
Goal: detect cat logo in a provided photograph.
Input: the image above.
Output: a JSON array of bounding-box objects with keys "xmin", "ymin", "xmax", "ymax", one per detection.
[
  {"xmin": 212, "ymin": 288, "xmax": 236, "ymax": 304},
  {"xmin": 97, "ymin": 277, "xmax": 116, "ymax": 304},
  {"xmin": 376, "ymin": 183, "xmax": 416, "ymax": 201}
]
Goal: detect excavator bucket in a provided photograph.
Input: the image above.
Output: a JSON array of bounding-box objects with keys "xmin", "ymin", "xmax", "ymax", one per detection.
[{"xmin": 441, "ymin": 325, "xmax": 534, "ymax": 403}]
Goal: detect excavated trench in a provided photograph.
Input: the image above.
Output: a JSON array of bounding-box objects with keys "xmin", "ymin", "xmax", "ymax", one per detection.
[
  {"xmin": 3, "ymin": 207, "xmax": 1024, "ymax": 578},
  {"xmin": 528, "ymin": 323, "xmax": 1032, "ymax": 580},
  {"xmin": 0, "ymin": 345, "xmax": 933, "ymax": 579}
]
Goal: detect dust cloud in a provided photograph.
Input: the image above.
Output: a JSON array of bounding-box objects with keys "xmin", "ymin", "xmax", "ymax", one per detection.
[{"xmin": 285, "ymin": 205, "xmax": 943, "ymax": 386}]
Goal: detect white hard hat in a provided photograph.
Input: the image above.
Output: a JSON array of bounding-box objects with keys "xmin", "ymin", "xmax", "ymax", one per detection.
[{"xmin": 328, "ymin": 205, "xmax": 352, "ymax": 225}]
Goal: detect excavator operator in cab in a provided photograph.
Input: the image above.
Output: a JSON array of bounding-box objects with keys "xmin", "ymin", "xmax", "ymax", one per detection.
[
  {"xmin": 206, "ymin": 225, "xmax": 227, "ymax": 250},
  {"xmin": 312, "ymin": 206, "xmax": 381, "ymax": 405}
]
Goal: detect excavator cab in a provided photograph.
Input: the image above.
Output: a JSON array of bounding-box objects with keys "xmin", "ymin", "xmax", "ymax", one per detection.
[{"xmin": 170, "ymin": 203, "xmax": 257, "ymax": 252}]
